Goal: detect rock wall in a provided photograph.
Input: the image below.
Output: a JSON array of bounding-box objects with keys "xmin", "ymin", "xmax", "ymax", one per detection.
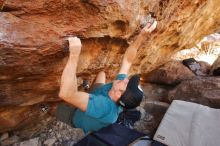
[{"xmin": 1, "ymin": 0, "xmax": 220, "ymax": 133}]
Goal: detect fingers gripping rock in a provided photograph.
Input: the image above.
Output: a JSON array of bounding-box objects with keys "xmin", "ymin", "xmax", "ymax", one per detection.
[{"xmin": 68, "ymin": 37, "xmax": 82, "ymax": 56}]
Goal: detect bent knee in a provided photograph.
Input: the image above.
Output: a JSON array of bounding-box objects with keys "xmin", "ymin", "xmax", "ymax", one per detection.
[
  {"xmin": 98, "ymin": 71, "xmax": 106, "ymax": 76},
  {"xmin": 95, "ymin": 71, "xmax": 106, "ymax": 84}
]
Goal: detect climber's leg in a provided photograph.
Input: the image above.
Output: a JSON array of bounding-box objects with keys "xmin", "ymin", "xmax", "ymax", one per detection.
[
  {"xmin": 88, "ymin": 71, "xmax": 106, "ymax": 93},
  {"xmin": 94, "ymin": 71, "xmax": 106, "ymax": 84},
  {"xmin": 55, "ymin": 103, "xmax": 76, "ymax": 127}
]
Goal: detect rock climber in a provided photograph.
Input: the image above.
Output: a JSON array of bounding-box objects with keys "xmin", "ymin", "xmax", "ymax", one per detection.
[{"xmin": 56, "ymin": 18, "xmax": 157, "ymax": 133}]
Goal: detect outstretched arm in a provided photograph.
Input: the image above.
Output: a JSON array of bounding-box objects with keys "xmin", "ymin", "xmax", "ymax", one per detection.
[
  {"xmin": 59, "ymin": 37, "xmax": 89, "ymax": 112},
  {"xmin": 118, "ymin": 20, "xmax": 157, "ymax": 74}
]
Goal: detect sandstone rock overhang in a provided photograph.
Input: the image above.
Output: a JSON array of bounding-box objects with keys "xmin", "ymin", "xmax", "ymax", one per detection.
[{"xmin": 0, "ymin": 0, "xmax": 220, "ymax": 133}]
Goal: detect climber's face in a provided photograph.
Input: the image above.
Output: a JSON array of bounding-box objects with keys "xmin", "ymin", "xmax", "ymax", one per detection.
[{"xmin": 109, "ymin": 78, "xmax": 129, "ymax": 102}]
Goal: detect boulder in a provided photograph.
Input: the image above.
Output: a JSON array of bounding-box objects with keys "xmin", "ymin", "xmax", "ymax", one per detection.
[
  {"xmin": 135, "ymin": 101, "xmax": 169, "ymax": 136},
  {"xmin": 141, "ymin": 83, "xmax": 171, "ymax": 103},
  {"xmin": 15, "ymin": 137, "xmax": 40, "ymax": 146},
  {"xmin": 182, "ymin": 58, "xmax": 208, "ymax": 76},
  {"xmin": 0, "ymin": 133, "xmax": 9, "ymax": 141},
  {"xmin": 168, "ymin": 77, "xmax": 220, "ymax": 108},
  {"xmin": 0, "ymin": 104, "xmax": 51, "ymax": 133},
  {"xmin": 182, "ymin": 58, "xmax": 211, "ymax": 76},
  {"xmin": 198, "ymin": 61, "xmax": 211, "ymax": 75},
  {"xmin": 43, "ymin": 137, "xmax": 57, "ymax": 146},
  {"xmin": 142, "ymin": 61, "xmax": 195, "ymax": 85},
  {"xmin": 0, "ymin": 135, "xmax": 20, "ymax": 146}
]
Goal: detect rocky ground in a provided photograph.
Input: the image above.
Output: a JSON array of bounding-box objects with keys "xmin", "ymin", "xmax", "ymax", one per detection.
[
  {"xmin": 1, "ymin": 108, "xmax": 152, "ymax": 146},
  {"xmin": 35, "ymin": 118, "xmax": 84, "ymax": 146},
  {"xmin": 0, "ymin": 93, "xmax": 168, "ymax": 146},
  {"xmin": 0, "ymin": 98, "xmax": 169, "ymax": 146},
  {"xmin": 1, "ymin": 117, "xmax": 85, "ymax": 146}
]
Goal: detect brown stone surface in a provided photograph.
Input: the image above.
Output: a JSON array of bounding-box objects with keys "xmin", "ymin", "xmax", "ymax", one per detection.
[
  {"xmin": 141, "ymin": 61, "xmax": 195, "ymax": 85},
  {"xmin": 198, "ymin": 61, "xmax": 211, "ymax": 75},
  {"xmin": 141, "ymin": 83, "xmax": 171, "ymax": 102},
  {"xmin": 168, "ymin": 77, "xmax": 220, "ymax": 108},
  {"xmin": 210, "ymin": 56, "xmax": 220, "ymax": 75},
  {"xmin": 0, "ymin": 103, "xmax": 53, "ymax": 133},
  {"xmin": 135, "ymin": 101, "xmax": 169, "ymax": 136},
  {"xmin": 1, "ymin": 0, "xmax": 220, "ymax": 133}
]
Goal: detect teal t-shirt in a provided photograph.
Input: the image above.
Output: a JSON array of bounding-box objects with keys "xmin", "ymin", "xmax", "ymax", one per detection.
[{"xmin": 73, "ymin": 74, "xmax": 127, "ymax": 133}]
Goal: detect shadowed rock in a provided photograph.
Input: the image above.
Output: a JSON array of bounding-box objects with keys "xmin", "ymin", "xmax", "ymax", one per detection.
[
  {"xmin": 168, "ymin": 77, "xmax": 220, "ymax": 108},
  {"xmin": 142, "ymin": 61, "xmax": 195, "ymax": 85}
]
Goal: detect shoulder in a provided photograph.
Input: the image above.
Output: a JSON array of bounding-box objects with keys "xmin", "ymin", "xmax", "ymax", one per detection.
[
  {"xmin": 85, "ymin": 94, "xmax": 118, "ymax": 118},
  {"xmin": 90, "ymin": 83, "xmax": 112, "ymax": 95}
]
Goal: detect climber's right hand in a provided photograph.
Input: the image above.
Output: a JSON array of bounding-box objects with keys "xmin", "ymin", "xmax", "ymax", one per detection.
[
  {"xmin": 68, "ymin": 37, "xmax": 82, "ymax": 56},
  {"xmin": 141, "ymin": 18, "xmax": 157, "ymax": 34}
]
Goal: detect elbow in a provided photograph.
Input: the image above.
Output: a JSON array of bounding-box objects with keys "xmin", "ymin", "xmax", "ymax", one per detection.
[{"xmin": 59, "ymin": 90, "xmax": 78, "ymax": 100}]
